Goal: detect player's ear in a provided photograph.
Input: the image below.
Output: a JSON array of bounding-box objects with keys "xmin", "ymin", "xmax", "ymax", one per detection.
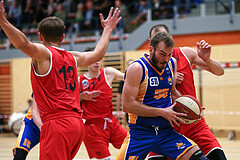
[
  {"xmin": 38, "ymin": 32, "xmax": 43, "ymax": 41},
  {"xmin": 149, "ymin": 46, "xmax": 154, "ymax": 55}
]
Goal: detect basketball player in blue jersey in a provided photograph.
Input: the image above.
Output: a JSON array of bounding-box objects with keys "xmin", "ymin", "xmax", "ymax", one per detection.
[
  {"xmin": 122, "ymin": 32, "xmax": 209, "ymax": 160},
  {"xmin": 13, "ymin": 98, "xmax": 40, "ymax": 160}
]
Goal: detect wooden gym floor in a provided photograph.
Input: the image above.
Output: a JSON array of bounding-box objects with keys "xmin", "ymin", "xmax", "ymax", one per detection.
[{"xmin": 0, "ymin": 131, "xmax": 240, "ymax": 160}]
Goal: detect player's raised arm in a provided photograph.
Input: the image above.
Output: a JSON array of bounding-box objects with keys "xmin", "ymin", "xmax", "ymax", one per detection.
[
  {"xmin": 71, "ymin": 7, "xmax": 121, "ymax": 67},
  {"xmin": 196, "ymin": 40, "xmax": 224, "ymax": 76},
  {"xmin": 182, "ymin": 40, "xmax": 224, "ymax": 76},
  {"xmin": 0, "ymin": 1, "xmax": 49, "ymax": 61},
  {"xmin": 105, "ymin": 67, "xmax": 124, "ymax": 83}
]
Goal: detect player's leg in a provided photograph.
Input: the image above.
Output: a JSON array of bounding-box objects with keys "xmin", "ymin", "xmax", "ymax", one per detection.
[
  {"xmin": 206, "ymin": 149, "xmax": 227, "ymax": 160},
  {"xmin": 145, "ymin": 122, "xmax": 183, "ymax": 160},
  {"xmin": 13, "ymin": 117, "xmax": 40, "ymax": 160},
  {"xmin": 70, "ymin": 118, "xmax": 86, "ymax": 159},
  {"xmin": 124, "ymin": 125, "xmax": 155, "ymax": 160},
  {"xmin": 115, "ymin": 133, "xmax": 129, "ymax": 160},
  {"xmin": 110, "ymin": 116, "xmax": 128, "ymax": 149},
  {"xmin": 151, "ymin": 127, "xmax": 209, "ymax": 160},
  {"xmin": 189, "ymin": 149, "xmax": 210, "ymax": 160},
  {"xmin": 180, "ymin": 118, "xmax": 227, "ymax": 159},
  {"xmin": 84, "ymin": 120, "xmax": 112, "ymax": 159},
  {"xmin": 40, "ymin": 117, "xmax": 85, "ymax": 160},
  {"xmin": 13, "ymin": 148, "xmax": 28, "ymax": 160}
]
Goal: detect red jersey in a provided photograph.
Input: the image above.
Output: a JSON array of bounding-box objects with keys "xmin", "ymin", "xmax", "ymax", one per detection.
[
  {"xmin": 31, "ymin": 46, "xmax": 82, "ymax": 122},
  {"xmin": 79, "ymin": 69, "xmax": 113, "ymax": 120},
  {"xmin": 172, "ymin": 47, "xmax": 196, "ymax": 97}
]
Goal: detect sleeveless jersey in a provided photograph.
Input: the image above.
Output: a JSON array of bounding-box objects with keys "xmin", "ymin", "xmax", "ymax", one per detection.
[
  {"xmin": 128, "ymin": 54, "xmax": 175, "ymax": 128},
  {"xmin": 31, "ymin": 46, "xmax": 81, "ymax": 120},
  {"xmin": 79, "ymin": 68, "xmax": 113, "ymax": 120},
  {"xmin": 172, "ymin": 47, "xmax": 196, "ymax": 97}
]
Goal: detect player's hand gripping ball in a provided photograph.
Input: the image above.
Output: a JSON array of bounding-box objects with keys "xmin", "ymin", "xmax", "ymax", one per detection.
[{"xmin": 174, "ymin": 95, "xmax": 202, "ymax": 124}]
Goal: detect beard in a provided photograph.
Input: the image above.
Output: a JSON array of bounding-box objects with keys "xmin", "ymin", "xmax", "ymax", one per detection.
[{"xmin": 151, "ymin": 51, "xmax": 168, "ymax": 71}]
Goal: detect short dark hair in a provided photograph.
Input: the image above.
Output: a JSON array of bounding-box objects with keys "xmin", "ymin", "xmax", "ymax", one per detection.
[
  {"xmin": 38, "ymin": 16, "xmax": 66, "ymax": 43},
  {"xmin": 150, "ymin": 32, "xmax": 174, "ymax": 50},
  {"xmin": 149, "ymin": 24, "xmax": 170, "ymax": 38},
  {"xmin": 84, "ymin": 46, "xmax": 95, "ymax": 52}
]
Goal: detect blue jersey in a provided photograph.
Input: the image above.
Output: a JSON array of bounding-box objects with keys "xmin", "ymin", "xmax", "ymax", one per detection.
[{"xmin": 128, "ymin": 54, "xmax": 175, "ymax": 128}]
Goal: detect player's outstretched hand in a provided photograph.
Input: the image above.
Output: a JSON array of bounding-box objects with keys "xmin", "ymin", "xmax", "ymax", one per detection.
[
  {"xmin": 161, "ymin": 102, "xmax": 187, "ymax": 127},
  {"xmin": 0, "ymin": 1, "xmax": 6, "ymax": 20},
  {"xmin": 197, "ymin": 40, "xmax": 211, "ymax": 62},
  {"xmin": 81, "ymin": 90, "xmax": 101, "ymax": 101},
  {"xmin": 99, "ymin": 7, "xmax": 121, "ymax": 32}
]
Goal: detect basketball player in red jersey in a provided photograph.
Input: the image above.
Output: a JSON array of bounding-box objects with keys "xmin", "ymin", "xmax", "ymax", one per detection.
[
  {"xmin": 0, "ymin": 2, "xmax": 121, "ymax": 159},
  {"xmin": 79, "ymin": 47, "xmax": 128, "ymax": 160},
  {"xmin": 147, "ymin": 25, "xmax": 226, "ymax": 160}
]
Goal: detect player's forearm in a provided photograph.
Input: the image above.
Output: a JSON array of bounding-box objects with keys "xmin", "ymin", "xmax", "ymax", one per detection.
[
  {"xmin": 92, "ymin": 28, "xmax": 112, "ymax": 61},
  {"xmin": 0, "ymin": 17, "xmax": 30, "ymax": 51},
  {"xmin": 171, "ymin": 88, "xmax": 181, "ymax": 102},
  {"xmin": 206, "ymin": 59, "xmax": 224, "ymax": 76},
  {"xmin": 123, "ymin": 100, "xmax": 165, "ymax": 117}
]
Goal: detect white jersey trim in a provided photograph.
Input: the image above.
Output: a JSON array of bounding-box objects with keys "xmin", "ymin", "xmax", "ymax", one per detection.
[
  {"xmin": 31, "ymin": 48, "xmax": 52, "ymax": 77},
  {"xmin": 51, "ymin": 46, "xmax": 65, "ymax": 51},
  {"xmin": 103, "ymin": 68, "xmax": 112, "ymax": 89},
  {"xmin": 84, "ymin": 71, "xmax": 100, "ymax": 79}
]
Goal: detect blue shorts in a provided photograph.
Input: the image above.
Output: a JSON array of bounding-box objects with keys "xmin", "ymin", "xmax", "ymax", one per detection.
[
  {"xmin": 125, "ymin": 124, "xmax": 196, "ymax": 160},
  {"xmin": 14, "ymin": 117, "xmax": 40, "ymax": 152}
]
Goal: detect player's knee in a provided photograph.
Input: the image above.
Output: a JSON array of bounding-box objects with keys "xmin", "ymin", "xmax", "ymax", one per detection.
[
  {"xmin": 190, "ymin": 150, "xmax": 209, "ymax": 160},
  {"xmin": 207, "ymin": 149, "xmax": 227, "ymax": 160}
]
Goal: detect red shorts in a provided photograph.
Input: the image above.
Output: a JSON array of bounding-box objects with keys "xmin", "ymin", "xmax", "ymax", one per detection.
[
  {"xmin": 84, "ymin": 115, "xmax": 128, "ymax": 159},
  {"xmin": 40, "ymin": 116, "xmax": 85, "ymax": 160},
  {"xmin": 174, "ymin": 117, "xmax": 222, "ymax": 155},
  {"xmin": 149, "ymin": 118, "xmax": 222, "ymax": 158}
]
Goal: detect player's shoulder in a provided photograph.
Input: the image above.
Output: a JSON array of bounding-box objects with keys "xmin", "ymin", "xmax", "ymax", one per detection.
[
  {"xmin": 104, "ymin": 67, "xmax": 117, "ymax": 73},
  {"xmin": 78, "ymin": 73, "xmax": 86, "ymax": 79},
  {"xmin": 181, "ymin": 46, "xmax": 197, "ymax": 60},
  {"xmin": 125, "ymin": 62, "xmax": 143, "ymax": 78},
  {"xmin": 129, "ymin": 61, "xmax": 142, "ymax": 70},
  {"xmin": 181, "ymin": 47, "xmax": 196, "ymax": 54}
]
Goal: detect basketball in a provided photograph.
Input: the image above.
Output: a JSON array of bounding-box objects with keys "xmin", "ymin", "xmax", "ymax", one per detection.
[{"xmin": 174, "ymin": 95, "xmax": 202, "ymax": 124}]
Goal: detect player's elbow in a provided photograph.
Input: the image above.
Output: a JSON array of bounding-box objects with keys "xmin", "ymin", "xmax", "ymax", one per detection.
[
  {"xmin": 122, "ymin": 103, "xmax": 128, "ymax": 113},
  {"xmin": 215, "ymin": 69, "xmax": 224, "ymax": 76},
  {"xmin": 122, "ymin": 100, "xmax": 132, "ymax": 113}
]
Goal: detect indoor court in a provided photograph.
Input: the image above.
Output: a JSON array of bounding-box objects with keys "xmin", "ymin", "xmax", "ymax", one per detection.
[
  {"xmin": 0, "ymin": 131, "xmax": 240, "ymax": 160},
  {"xmin": 0, "ymin": 0, "xmax": 240, "ymax": 160}
]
